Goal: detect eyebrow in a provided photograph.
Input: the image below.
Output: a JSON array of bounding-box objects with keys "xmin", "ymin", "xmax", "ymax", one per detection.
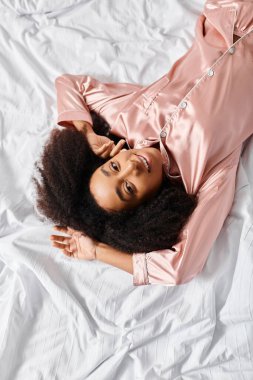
[{"xmin": 100, "ymin": 167, "xmax": 128, "ymax": 202}]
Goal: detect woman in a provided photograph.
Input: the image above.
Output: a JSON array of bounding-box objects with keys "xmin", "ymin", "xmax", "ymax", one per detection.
[
  {"xmin": 34, "ymin": 114, "xmax": 198, "ymax": 280},
  {"xmin": 34, "ymin": 0, "xmax": 253, "ymax": 286}
]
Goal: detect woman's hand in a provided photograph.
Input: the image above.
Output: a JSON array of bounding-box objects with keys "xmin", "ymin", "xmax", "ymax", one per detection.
[
  {"xmin": 71, "ymin": 119, "xmax": 126, "ymax": 158},
  {"xmin": 50, "ymin": 225, "xmax": 97, "ymax": 260},
  {"xmin": 85, "ymin": 132, "xmax": 126, "ymax": 158}
]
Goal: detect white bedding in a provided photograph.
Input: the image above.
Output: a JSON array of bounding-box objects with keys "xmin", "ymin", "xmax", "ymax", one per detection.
[{"xmin": 0, "ymin": 0, "xmax": 253, "ymax": 379}]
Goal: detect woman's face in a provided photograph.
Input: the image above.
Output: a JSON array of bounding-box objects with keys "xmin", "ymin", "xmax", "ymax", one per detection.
[{"xmin": 89, "ymin": 147, "xmax": 164, "ymax": 211}]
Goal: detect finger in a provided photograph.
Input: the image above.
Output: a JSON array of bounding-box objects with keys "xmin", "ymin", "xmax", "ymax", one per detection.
[
  {"xmin": 63, "ymin": 248, "xmax": 77, "ymax": 258},
  {"xmin": 109, "ymin": 140, "xmax": 126, "ymax": 157},
  {"xmin": 69, "ymin": 241, "xmax": 77, "ymax": 252},
  {"xmin": 98, "ymin": 143, "xmax": 117, "ymax": 158},
  {"xmin": 50, "ymin": 235, "xmax": 70, "ymax": 243},
  {"xmin": 96, "ymin": 141, "xmax": 114, "ymax": 154},
  {"xmin": 53, "ymin": 225, "xmax": 68, "ymax": 233},
  {"xmin": 67, "ymin": 227, "xmax": 79, "ymax": 234},
  {"xmin": 53, "ymin": 225, "xmax": 63, "ymax": 230},
  {"xmin": 63, "ymin": 249, "xmax": 73, "ymax": 257},
  {"xmin": 53, "ymin": 227, "xmax": 73, "ymax": 238},
  {"xmin": 52, "ymin": 241, "xmax": 70, "ymax": 250}
]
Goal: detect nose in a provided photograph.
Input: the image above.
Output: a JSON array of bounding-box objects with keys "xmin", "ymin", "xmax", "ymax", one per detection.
[{"xmin": 118, "ymin": 157, "xmax": 142, "ymax": 178}]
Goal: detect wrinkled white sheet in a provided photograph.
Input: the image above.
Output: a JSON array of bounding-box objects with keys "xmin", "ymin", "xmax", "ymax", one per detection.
[{"xmin": 0, "ymin": 0, "xmax": 253, "ymax": 379}]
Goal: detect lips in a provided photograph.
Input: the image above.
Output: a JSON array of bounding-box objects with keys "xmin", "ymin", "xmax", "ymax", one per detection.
[
  {"xmin": 135, "ymin": 154, "xmax": 151, "ymax": 173},
  {"xmin": 140, "ymin": 152, "xmax": 152, "ymax": 171}
]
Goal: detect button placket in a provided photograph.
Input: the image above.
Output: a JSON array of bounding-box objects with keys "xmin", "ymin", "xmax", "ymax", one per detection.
[
  {"xmin": 135, "ymin": 138, "xmax": 159, "ymax": 148},
  {"xmin": 179, "ymin": 101, "xmax": 187, "ymax": 109},
  {"xmin": 172, "ymin": 28, "xmax": 253, "ymax": 119},
  {"xmin": 159, "ymin": 139, "xmax": 171, "ymax": 176},
  {"xmin": 164, "ymin": 28, "xmax": 253, "ymax": 139},
  {"xmin": 228, "ymin": 46, "xmax": 235, "ymax": 54},
  {"xmin": 142, "ymin": 76, "xmax": 170, "ymax": 115},
  {"xmin": 174, "ymin": 39, "xmax": 237, "ymax": 115}
]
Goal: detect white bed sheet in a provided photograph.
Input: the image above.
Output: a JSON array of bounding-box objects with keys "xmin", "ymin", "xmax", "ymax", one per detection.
[{"xmin": 0, "ymin": 0, "xmax": 253, "ymax": 379}]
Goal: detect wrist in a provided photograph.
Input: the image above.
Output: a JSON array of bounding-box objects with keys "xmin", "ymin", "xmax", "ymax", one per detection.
[
  {"xmin": 72, "ymin": 120, "xmax": 94, "ymax": 135},
  {"xmin": 82, "ymin": 122, "xmax": 94, "ymax": 135},
  {"xmin": 95, "ymin": 242, "xmax": 133, "ymax": 275},
  {"xmin": 96, "ymin": 242, "xmax": 110, "ymax": 256}
]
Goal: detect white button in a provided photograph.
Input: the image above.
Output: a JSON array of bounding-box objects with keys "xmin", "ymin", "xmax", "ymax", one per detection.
[
  {"xmin": 179, "ymin": 101, "xmax": 187, "ymax": 109},
  {"xmin": 160, "ymin": 131, "xmax": 167, "ymax": 138},
  {"xmin": 137, "ymin": 139, "xmax": 148, "ymax": 145},
  {"xmin": 229, "ymin": 46, "xmax": 235, "ymax": 54},
  {"xmin": 207, "ymin": 68, "xmax": 214, "ymax": 77}
]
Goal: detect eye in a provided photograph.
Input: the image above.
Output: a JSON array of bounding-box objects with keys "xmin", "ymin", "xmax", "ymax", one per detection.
[
  {"xmin": 110, "ymin": 162, "xmax": 119, "ymax": 171},
  {"xmin": 109, "ymin": 161, "xmax": 136, "ymax": 195},
  {"xmin": 125, "ymin": 182, "xmax": 134, "ymax": 194}
]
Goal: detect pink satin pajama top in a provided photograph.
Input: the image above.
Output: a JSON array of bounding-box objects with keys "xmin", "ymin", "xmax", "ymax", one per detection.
[{"xmin": 55, "ymin": 0, "xmax": 253, "ymax": 286}]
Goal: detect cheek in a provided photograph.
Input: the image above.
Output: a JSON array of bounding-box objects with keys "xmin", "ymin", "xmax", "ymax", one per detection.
[
  {"xmin": 151, "ymin": 169, "xmax": 162, "ymax": 184},
  {"xmin": 140, "ymin": 177, "xmax": 159, "ymax": 197},
  {"xmin": 148, "ymin": 172, "xmax": 162, "ymax": 195}
]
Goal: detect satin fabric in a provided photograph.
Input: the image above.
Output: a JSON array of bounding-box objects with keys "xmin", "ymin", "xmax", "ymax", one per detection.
[{"xmin": 55, "ymin": 0, "xmax": 253, "ymax": 286}]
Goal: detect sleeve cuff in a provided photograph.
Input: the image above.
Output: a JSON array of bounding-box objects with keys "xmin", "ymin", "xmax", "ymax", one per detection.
[
  {"xmin": 57, "ymin": 110, "xmax": 93, "ymax": 128},
  {"xmin": 132, "ymin": 253, "xmax": 150, "ymax": 286}
]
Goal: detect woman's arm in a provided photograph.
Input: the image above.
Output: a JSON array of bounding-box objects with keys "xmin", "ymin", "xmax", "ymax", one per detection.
[
  {"xmin": 132, "ymin": 150, "xmax": 241, "ymax": 286},
  {"xmin": 55, "ymin": 74, "xmax": 144, "ymax": 137},
  {"xmin": 53, "ymin": 153, "xmax": 239, "ymax": 286},
  {"xmin": 96, "ymin": 242, "xmax": 133, "ymax": 275},
  {"xmin": 72, "ymin": 120, "xmax": 94, "ymax": 135},
  {"xmin": 93, "ymin": 154, "xmax": 240, "ymax": 286},
  {"xmin": 50, "ymin": 227, "xmax": 133, "ymax": 274}
]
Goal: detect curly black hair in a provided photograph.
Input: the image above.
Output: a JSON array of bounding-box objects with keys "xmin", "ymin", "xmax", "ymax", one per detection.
[{"xmin": 32, "ymin": 110, "xmax": 198, "ymax": 253}]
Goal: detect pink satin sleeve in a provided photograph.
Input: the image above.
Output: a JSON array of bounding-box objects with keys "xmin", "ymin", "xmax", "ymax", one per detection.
[
  {"xmin": 132, "ymin": 152, "xmax": 241, "ymax": 286},
  {"xmin": 54, "ymin": 73, "xmax": 143, "ymax": 135},
  {"xmin": 55, "ymin": 74, "xmax": 94, "ymax": 128}
]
